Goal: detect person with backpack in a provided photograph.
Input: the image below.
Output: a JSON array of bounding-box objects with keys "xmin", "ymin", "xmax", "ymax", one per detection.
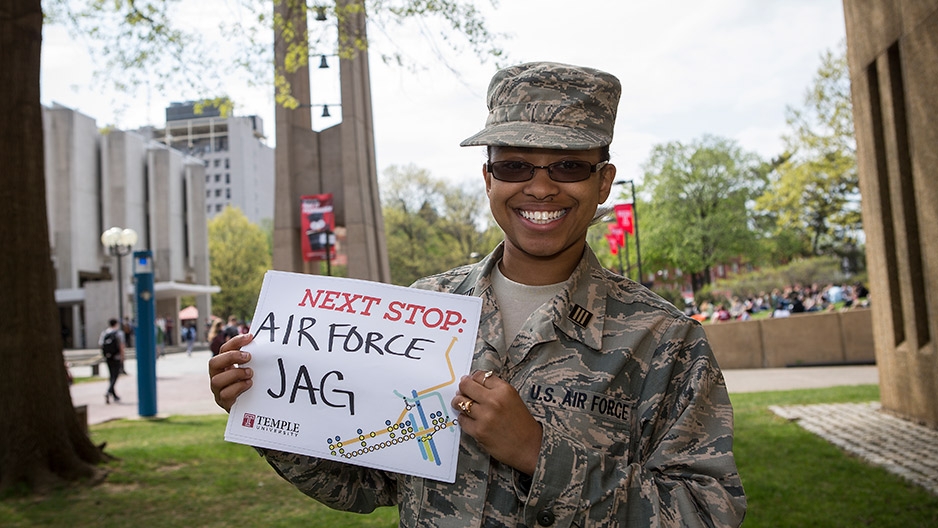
[{"xmin": 98, "ymin": 318, "xmax": 125, "ymax": 404}]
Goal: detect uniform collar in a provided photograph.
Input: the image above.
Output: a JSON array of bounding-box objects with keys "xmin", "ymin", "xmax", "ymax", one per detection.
[
  {"xmin": 552, "ymin": 246, "xmax": 606, "ymax": 351},
  {"xmin": 460, "ymin": 243, "xmax": 607, "ymax": 353}
]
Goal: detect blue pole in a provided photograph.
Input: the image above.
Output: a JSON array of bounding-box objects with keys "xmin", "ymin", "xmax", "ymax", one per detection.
[{"xmin": 133, "ymin": 250, "xmax": 157, "ymax": 417}]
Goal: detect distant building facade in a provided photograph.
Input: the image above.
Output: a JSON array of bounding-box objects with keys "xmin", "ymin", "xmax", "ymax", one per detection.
[
  {"xmin": 142, "ymin": 101, "xmax": 274, "ymax": 225},
  {"xmin": 45, "ymin": 103, "xmax": 218, "ymax": 350}
]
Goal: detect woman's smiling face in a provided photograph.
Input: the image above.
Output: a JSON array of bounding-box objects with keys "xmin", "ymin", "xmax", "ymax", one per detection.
[{"xmin": 484, "ymin": 146, "xmax": 615, "ymax": 283}]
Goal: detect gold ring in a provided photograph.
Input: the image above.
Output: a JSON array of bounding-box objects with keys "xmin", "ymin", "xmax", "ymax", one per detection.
[
  {"xmin": 482, "ymin": 370, "xmax": 494, "ymax": 387},
  {"xmin": 459, "ymin": 399, "xmax": 475, "ymax": 415}
]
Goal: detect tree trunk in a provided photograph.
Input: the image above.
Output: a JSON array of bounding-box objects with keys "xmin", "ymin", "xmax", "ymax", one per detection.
[{"xmin": 0, "ymin": 0, "xmax": 108, "ymax": 493}]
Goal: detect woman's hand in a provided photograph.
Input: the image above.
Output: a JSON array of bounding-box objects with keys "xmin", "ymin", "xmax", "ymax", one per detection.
[
  {"xmin": 452, "ymin": 370, "xmax": 543, "ymax": 475},
  {"xmin": 208, "ymin": 333, "xmax": 255, "ymax": 412}
]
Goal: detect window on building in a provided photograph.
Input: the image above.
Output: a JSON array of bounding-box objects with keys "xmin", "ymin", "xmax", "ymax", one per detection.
[
  {"xmin": 205, "ymin": 175, "xmax": 210, "ymax": 183},
  {"xmin": 216, "ymin": 204, "xmax": 223, "ymax": 212},
  {"xmin": 216, "ymin": 136, "xmax": 228, "ymax": 151},
  {"xmin": 215, "ymin": 189, "xmax": 222, "ymax": 197},
  {"xmin": 225, "ymin": 173, "xmax": 230, "ymax": 184},
  {"xmin": 215, "ymin": 174, "xmax": 221, "ymax": 182},
  {"xmin": 206, "ymin": 190, "xmax": 211, "ymax": 198},
  {"xmin": 207, "ymin": 205, "xmax": 212, "ymax": 213},
  {"xmin": 214, "ymin": 159, "xmax": 221, "ymax": 168},
  {"xmin": 226, "ymin": 188, "xmax": 231, "ymax": 199},
  {"xmin": 224, "ymin": 158, "xmax": 230, "ymax": 169},
  {"xmin": 204, "ymin": 160, "xmax": 210, "ymax": 167}
]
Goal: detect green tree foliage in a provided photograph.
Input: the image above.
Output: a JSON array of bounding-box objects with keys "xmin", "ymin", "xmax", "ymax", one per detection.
[
  {"xmin": 640, "ymin": 135, "xmax": 766, "ymax": 293},
  {"xmin": 46, "ymin": 0, "xmax": 506, "ymax": 111},
  {"xmin": 208, "ymin": 207, "xmax": 271, "ymax": 322},
  {"xmin": 755, "ymin": 42, "xmax": 861, "ymax": 258},
  {"xmin": 381, "ymin": 164, "xmax": 500, "ymax": 285}
]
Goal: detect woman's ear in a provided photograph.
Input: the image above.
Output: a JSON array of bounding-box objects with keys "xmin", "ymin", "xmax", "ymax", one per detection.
[
  {"xmin": 483, "ymin": 163, "xmax": 493, "ymax": 195},
  {"xmin": 598, "ymin": 163, "xmax": 617, "ymax": 202}
]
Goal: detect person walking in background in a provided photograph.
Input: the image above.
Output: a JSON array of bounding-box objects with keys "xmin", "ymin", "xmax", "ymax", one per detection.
[
  {"xmin": 156, "ymin": 319, "xmax": 166, "ymax": 358},
  {"xmin": 122, "ymin": 316, "xmax": 134, "ymax": 347},
  {"xmin": 208, "ymin": 320, "xmax": 226, "ymax": 357},
  {"xmin": 223, "ymin": 316, "xmax": 241, "ymax": 340},
  {"xmin": 98, "ymin": 318, "xmax": 125, "ymax": 404},
  {"xmin": 184, "ymin": 323, "xmax": 196, "ymax": 357}
]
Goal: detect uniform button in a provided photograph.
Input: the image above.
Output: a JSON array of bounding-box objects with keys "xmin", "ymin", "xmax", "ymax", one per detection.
[{"xmin": 536, "ymin": 509, "xmax": 555, "ymax": 526}]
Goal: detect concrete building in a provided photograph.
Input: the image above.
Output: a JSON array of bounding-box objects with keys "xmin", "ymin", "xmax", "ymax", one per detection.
[
  {"xmin": 843, "ymin": 1, "xmax": 938, "ymax": 427},
  {"xmin": 143, "ymin": 101, "xmax": 275, "ymax": 225},
  {"xmin": 45, "ymin": 103, "xmax": 218, "ymax": 350}
]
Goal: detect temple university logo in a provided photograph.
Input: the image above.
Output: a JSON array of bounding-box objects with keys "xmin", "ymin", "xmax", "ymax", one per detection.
[{"xmin": 239, "ymin": 412, "xmax": 301, "ymax": 437}]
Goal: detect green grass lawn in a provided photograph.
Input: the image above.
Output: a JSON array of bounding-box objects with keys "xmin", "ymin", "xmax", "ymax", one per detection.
[
  {"xmin": 733, "ymin": 385, "xmax": 938, "ymax": 527},
  {"xmin": 2, "ymin": 385, "xmax": 936, "ymax": 526},
  {"xmin": 0, "ymin": 415, "xmax": 398, "ymax": 528}
]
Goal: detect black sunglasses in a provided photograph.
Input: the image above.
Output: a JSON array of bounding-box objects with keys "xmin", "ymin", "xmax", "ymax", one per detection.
[{"xmin": 487, "ymin": 159, "xmax": 609, "ymax": 183}]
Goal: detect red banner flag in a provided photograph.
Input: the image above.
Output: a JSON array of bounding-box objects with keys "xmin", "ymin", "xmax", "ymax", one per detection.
[
  {"xmin": 605, "ymin": 233, "xmax": 619, "ymax": 255},
  {"xmin": 614, "ymin": 203, "xmax": 635, "ymax": 235},
  {"xmin": 300, "ymin": 194, "xmax": 336, "ymax": 262},
  {"xmin": 607, "ymin": 223, "xmax": 625, "ymax": 247}
]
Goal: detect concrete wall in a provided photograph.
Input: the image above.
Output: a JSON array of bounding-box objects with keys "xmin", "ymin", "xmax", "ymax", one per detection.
[
  {"xmin": 844, "ymin": 0, "xmax": 938, "ymax": 427},
  {"xmin": 44, "ymin": 105, "xmax": 215, "ymax": 348},
  {"xmin": 704, "ymin": 309, "xmax": 875, "ymax": 369},
  {"xmin": 229, "ymin": 116, "xmax": 274, "ymax": 224}
]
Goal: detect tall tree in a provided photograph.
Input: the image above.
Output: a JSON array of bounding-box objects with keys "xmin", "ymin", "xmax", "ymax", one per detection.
[
  {"xmin": 381, "ymin": 164, "xmax": 499, "ymax": 285},
  {"xmin": 640, "ymin": 135, "xmax": 766, "ymax": 293},
  {"xmin": 2, "ymin": 0, "xmax": 502, "ymax": 493},
  {"xmin": 755, "ymin": 42, "xmax": 861, "ymax": 257},
  {"xmin": 209, "ymin": 207, "xmax": 272, "ymax": 322},
  {"xmin": 0, "ymin": 0, "xmax": 108, "ymax": 493}
]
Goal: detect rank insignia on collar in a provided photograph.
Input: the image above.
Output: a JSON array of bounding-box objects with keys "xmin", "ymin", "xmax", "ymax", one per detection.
[{"xmin": 568, "ymin": 304, "xmax": 593, "ymax": 327}]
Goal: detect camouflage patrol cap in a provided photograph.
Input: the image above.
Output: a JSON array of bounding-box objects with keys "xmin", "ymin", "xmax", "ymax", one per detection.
[{"xmin": 460, "ymin": 61, "xmax": 621, "ymax": 150}]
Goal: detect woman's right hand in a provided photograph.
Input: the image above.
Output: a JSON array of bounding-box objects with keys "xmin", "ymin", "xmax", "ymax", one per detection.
[{"xmin": 208, "ymin": 333, "xmax": 255, "ymax": 412}]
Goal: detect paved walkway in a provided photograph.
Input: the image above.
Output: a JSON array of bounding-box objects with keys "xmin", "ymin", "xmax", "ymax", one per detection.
[
  {"xmin": 68, "ymin": 352, "xmax": 882, "ymax": 425},
  {"xmin": 69, "ymin": 354, "xmax": 936, "ymax": 495},
  {"xmin": 68, "ymin": 347, "xmax": 222, "ymax": 425},
  {"xmin": 722, "ymin": 365, "xmax": 879, "ymax": 393}
]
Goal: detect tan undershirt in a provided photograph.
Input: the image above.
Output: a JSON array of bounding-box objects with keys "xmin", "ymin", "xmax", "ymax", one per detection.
[{"xmin": 491, "ymin": 262, "xmax": 565, "ymax": 344}]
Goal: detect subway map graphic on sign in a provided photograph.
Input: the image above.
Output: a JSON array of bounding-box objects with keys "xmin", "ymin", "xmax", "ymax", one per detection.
[
  {"xmin": 324, "ymin": 336, "xmax": 461, "ymax": 464},
  {"xmin": 225, "ymin": 271, "xmax": 482, "ymax": 483}
]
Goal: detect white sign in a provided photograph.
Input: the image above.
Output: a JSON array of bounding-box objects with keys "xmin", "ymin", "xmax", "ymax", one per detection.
[{"xmin": 225, "ymin": 271, "xmax": 482, "ymax": 483}]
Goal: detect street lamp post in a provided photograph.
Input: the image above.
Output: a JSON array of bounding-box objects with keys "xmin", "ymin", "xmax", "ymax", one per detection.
[
  {"xmin": 613, "ymin": 180, "xmax": 643, "ymax": 285},
  {"xmin": 101, "ymin": 227, "xmax": 138, "ymax": 325}
]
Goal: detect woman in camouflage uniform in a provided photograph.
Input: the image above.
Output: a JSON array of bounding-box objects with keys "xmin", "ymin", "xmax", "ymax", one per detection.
[{"xmin": 211, "ymin": 62, "xmax": 746, "ymax": 527}]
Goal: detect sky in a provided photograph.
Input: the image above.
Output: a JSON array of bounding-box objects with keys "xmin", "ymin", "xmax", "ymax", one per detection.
[{"xmin": 40, "ymin": 0, "xmax": 847, "ymax": 192}]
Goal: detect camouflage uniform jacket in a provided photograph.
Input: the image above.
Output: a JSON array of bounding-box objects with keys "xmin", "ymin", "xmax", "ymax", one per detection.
[{"xmin": 260, "ymin": 244, "xmax": 746, "ymax": 527}]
